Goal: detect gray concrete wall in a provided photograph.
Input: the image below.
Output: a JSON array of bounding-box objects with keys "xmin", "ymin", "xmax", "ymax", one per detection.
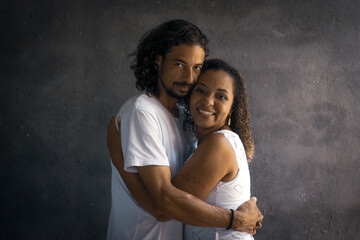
[{"xmin": 1, "ymin": 0, "xmax": 359, "ymax": 239}]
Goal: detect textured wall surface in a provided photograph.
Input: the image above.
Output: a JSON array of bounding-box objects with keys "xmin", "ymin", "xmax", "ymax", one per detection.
[{"xmin": 1, "ymin": 0, "xmax": 360, "ymax": 239}]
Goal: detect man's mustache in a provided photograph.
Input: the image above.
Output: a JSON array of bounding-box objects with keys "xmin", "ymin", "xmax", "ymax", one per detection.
[{"xmin": 174, "ymin": 82, "xmax": 193, "ymax": 87}]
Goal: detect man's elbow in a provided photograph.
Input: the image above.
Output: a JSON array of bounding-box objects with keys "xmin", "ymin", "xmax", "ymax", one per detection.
[
  {"xmin": 153, "ymin": 196, "xmax": 168, "ymax": 213},
  {"xmin": 152, "ymin": 191, "xmax": 172, "ymax": 216},
  {"xmin": 154, "ymin": 213, "xmax": 172, "ymax": 222},
  {"xmin": 152, "ymin": 196, "xmax": 172, "ymax": 222},
  {"xmin": 151, "ymin": 184, "xmax": 180, "ymax": 221}
]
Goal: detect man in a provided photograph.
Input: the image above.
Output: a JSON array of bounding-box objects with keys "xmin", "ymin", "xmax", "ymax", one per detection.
[{"xmin": 106, "ymin": 19, "xmax": 263, "ymax": 240}]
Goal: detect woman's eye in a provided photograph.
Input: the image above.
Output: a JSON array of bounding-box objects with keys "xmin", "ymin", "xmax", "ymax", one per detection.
[
  {"xmin": 195, "ymin": 88, "xmax": 204, "ymax": 93},
  {"xmin": 217, "ymin": 95, "xmax": 227, "ymax": 101}
]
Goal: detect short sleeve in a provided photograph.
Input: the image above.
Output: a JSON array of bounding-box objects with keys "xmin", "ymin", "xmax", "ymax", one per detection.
[{"xmin": 120, "ymin": 110, "xmax": 169, "ymax": 172}]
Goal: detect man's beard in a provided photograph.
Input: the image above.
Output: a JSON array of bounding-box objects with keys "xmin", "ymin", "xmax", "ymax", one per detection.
[{"xmin": 159, "ymin": 77, "xmax": 190, "ymax": 100}]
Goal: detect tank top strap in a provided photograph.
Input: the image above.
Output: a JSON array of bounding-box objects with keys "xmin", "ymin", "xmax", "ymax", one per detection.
[{"xmin": 214, "ymin": 129, "xmax": 246, "ymax": 167}]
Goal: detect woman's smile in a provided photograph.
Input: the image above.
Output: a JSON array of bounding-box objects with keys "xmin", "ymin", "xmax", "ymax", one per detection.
[
  {"xmin": 197, "ymin": 107, "xmax": 216, "ymax": 116},
  {"xmin": 190, "ymin": 69, "xmax": 235, "ymax": 135}
]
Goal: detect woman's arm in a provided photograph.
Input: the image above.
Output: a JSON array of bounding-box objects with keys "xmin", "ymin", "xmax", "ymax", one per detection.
[
  {"xmin": 172, "ymin": 132, "xmax": 238, "ymax": 200},
  {"xmin": 107, "ymin": 116, "xmax": 171, "ymax": 222}
]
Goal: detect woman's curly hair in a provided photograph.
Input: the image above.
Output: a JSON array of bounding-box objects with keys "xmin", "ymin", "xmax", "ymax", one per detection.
[
  {"xmin": 129, "ymin": 19, "xmax": 209, "ymax": 95},
  {"xmin": 184, "ymin": 59, "xmax": 255, "ymax": 163}
]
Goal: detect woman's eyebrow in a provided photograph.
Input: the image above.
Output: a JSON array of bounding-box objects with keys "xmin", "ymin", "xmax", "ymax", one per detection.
[
  {"xmin": 197, "ymin": 83, "xmax": 208, "ymax": 88},
  {"xmin": 217, "ymin": 88, "xmax": 229, "ymax": 93}
]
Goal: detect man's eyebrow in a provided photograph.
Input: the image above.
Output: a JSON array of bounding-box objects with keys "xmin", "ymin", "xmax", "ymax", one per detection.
[
  {"xmin": 175, "ymin": 58, "xmax": 187, "ymax": 63},
  {"xmin": 174, "ymin": 59, "xmax": 203, "ymax": 66}
]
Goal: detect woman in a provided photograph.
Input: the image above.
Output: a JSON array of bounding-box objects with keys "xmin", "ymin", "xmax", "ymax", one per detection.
[
  {"xmin": 108, "ymin": 59, "xmax": 258, "ymax": 239},
  {"xmin": 176, "ymin": 59, "xmax": 255, "ymax": 239}
]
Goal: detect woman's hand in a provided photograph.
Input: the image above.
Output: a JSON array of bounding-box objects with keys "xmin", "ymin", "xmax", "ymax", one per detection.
[{"xmin": 107, "ymin": 116, "xmax": 123, "ymax": 159}]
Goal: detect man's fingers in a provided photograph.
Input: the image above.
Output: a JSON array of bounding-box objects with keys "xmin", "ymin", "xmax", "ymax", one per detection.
[
  {"xmin": 258, "ymin": 214, "xmax": 264, "ymax": 222},
  {"xmin": 116, "ymin": 116, "xmax": 121, "ymax": 133},
  {"xmin": 108, "ymin": 116, "xmax": 117, "ymax": 134},
  {"xmin": 248, "ymin": 229, "xmax": 256, "ymax": 235},
  {"xmin": 256, "ymin": 220, "xmax": 263, "ymax": 229},
  {"xmin": 108, "ymin": 116, "xmax": 116, "ymax": 131},
  {"xmin": 107, "ymin": 116, "xmax": 121, "ymax": 133},
  {"xmin": 236, "ymin": 197, "xmax": 258, "ymax": 210}
]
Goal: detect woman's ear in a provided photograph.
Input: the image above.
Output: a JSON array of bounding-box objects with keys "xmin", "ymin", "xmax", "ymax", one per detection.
[{"xmin": 227, "ymin": 109, "xmax": 233, "ymax": 126}]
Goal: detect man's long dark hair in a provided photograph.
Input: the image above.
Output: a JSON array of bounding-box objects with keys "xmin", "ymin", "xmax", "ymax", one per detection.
[{"xmin": 129, "ymin": 19, "xmax": 209, "ymax": 95}]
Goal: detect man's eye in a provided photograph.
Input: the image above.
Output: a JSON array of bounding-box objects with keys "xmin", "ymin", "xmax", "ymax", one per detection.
[
  {"xmin": 193, "ymin": 66, "xmax": 202, "ymax": 71},
  {"xmin": 175, "ymin": 63, "xmax": 183, "ymax": 67}
]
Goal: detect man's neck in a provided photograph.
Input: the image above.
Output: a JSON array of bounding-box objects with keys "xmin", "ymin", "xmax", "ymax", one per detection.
[{"xmin": 155, "ymin": 93, "xmax": 179, "ymax": 117}]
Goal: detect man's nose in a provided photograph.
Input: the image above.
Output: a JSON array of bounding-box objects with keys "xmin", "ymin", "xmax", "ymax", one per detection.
[{"xmin": 183, "ymin": 67, "xmax": 195, "ymax": 84}]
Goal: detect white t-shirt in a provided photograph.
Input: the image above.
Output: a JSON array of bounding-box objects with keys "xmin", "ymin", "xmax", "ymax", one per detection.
[
  {"xmin": 184, "ymin": 130, "xmax": 254, "ymax": 240},
  {"xmin": 107, "ymin": 94, "xmax": 194, "ymax": 240}
]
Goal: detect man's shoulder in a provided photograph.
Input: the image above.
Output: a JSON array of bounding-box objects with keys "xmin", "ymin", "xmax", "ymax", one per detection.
[{"xmin": 119, "ymin": 93, "xmax": 162, "ymax": 116}]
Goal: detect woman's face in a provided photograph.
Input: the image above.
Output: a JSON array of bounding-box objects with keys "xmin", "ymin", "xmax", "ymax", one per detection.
[{"xmin": 190, "ymin": 69, "xmax": 235, "ymax": 131}]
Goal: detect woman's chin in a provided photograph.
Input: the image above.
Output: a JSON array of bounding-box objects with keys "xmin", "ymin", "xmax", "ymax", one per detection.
[{"xmin": 194, "ymin": 122, "xmax": 214, "ymax": 130}]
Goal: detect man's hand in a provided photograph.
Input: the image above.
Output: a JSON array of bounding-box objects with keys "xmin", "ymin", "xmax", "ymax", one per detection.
[
  {"xmin": 106, "ymin": 115, "xmax": 263, "ymax": 229},
  {"xmin": 232, "ymin": 197, "xmax": 263, "ymax": 234}
]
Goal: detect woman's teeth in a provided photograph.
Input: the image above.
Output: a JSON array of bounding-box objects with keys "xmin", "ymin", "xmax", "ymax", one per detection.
[{"xmin": 199, "ymin": 109, "xmax": 214, "ymax": 116}]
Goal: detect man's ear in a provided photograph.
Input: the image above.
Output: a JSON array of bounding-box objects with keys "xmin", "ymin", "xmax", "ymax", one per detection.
[{"xmin": 155, "ymin": 55, "xmax": 163, "ymax": 71}]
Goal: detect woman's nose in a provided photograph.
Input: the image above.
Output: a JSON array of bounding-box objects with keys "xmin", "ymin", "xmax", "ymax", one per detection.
[{"xmin": 203, "ymin": 95, "xmax": 214, "ymax": 106}]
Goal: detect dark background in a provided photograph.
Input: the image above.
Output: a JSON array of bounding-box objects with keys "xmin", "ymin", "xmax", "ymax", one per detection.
[{"xmin": 1, "ymin": 0, "xmax": 360, "ymax": 239}]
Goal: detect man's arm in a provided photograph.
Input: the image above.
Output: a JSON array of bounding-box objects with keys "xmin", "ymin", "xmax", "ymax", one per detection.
[
  {"xmin": 107, "ymin": 116, "xmax": 263, "ymax": 231},
  {"xmin": 107, "ymin": 116, "xmax": 171, "ymax": 222},
  {"xmin": 137, "ymin": 164, "xmax": 241, "ymax": 229}
]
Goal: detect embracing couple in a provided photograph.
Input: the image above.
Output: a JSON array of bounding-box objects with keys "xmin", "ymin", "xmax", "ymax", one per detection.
[{"xmin": 106, "ymin": 19, "xmax": 264, "ymax": 240}]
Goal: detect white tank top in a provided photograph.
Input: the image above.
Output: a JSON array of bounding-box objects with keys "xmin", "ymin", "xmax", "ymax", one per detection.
[{"xmin": 184, "ymin": 130, "xmax": 254, "ymax": 240}]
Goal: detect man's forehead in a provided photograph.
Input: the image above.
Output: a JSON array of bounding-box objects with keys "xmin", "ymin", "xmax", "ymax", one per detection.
[{"xmin": 165, "ymin": 44, "xmax": 205, "ymax": 63}]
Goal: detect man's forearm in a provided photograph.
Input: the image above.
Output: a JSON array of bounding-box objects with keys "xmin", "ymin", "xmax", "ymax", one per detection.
[
  {"xmin": 110, "ymin": 152, "xmax": 171, "ymax": 222},
  {"xmin": 152, "ymin": 181, "xmax": 244, "ymax": 230},
  {"xmin": 138, "ymin": 165, "xmax": 262, "ymax": 231},
  {"xmin": 157, "ymin": 181, "xmax": 262, "ymax": 232}
]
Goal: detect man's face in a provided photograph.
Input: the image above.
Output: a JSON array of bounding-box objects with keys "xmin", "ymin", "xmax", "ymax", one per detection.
[{"xmin": 156, "ymin": 44, "xmax": 205, "ymax": 99}]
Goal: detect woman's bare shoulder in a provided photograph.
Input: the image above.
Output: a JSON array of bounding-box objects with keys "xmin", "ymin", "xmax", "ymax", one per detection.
[{"xmin": 198, "ymin": 132, "xmax": 234, "ymax": 155}]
